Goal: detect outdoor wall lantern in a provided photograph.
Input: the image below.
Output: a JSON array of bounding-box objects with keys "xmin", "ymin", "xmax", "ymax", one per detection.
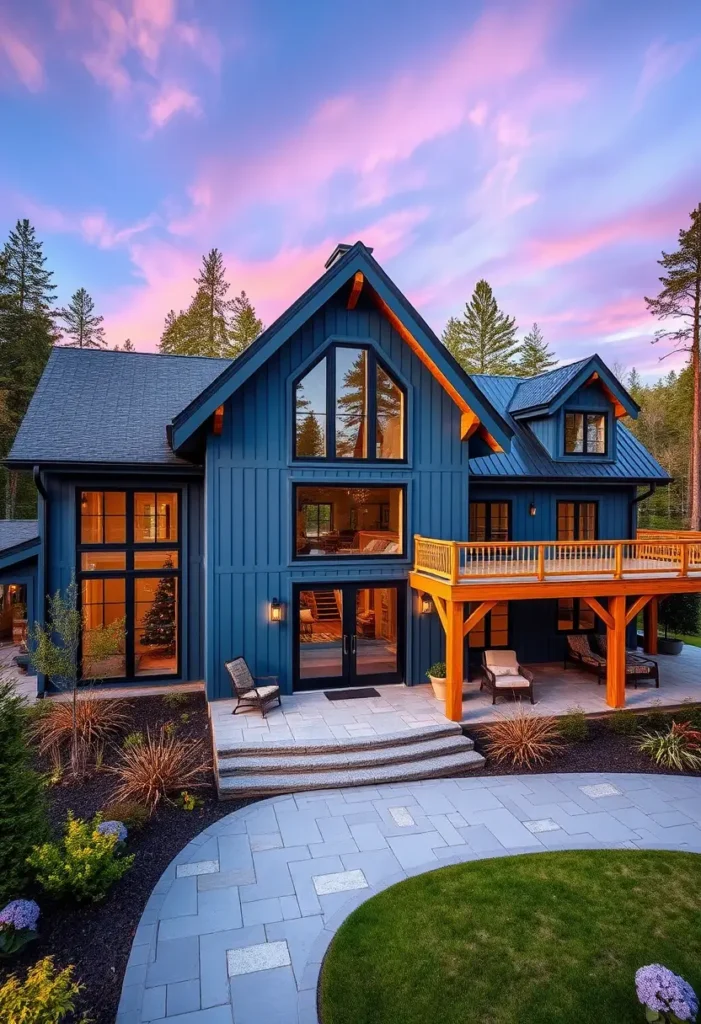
[
  {"xmin": 529, "ymin": 503, "xmax": 537, "ymax": 517},
  {"xmin": 420, "ymin": 593, "xmax": 433, "ymax": 615},
  {"xmin": 269, "ymin": 598, "xmax": 284, "ymax": 623}
]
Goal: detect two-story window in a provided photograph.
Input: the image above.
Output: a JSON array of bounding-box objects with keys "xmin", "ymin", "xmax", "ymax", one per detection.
[
  {"xmin": 564, "ymin": 412, "xmax": 606, "ymax": 455},
  {"xmin": 78, "ymin": 490, "xmax": 180, "ymax": 679},
  {"xmin": 294, "ymin": 346, "xmax": 405, "ymax": 461},
  {"xmin": 556, "ymin": 500, "xmax": 597, "ymax": 632}
]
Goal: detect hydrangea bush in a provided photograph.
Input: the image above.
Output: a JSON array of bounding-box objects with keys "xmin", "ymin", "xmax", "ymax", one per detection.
[
  {"xmin": 96, "ymin": 820, "xmax": 128, "ymax": 843},
  {"xmin": 636, "ymin": 964, "xmax": 698, "ymax": 1023},
  {"xmin": 0, "ymin": 899, "xmax": 40, "ymax": 956}
]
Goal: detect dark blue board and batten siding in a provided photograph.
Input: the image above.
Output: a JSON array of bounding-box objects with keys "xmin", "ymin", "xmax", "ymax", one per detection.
[
  {"xmin": 205, "ymin": 296, "xmax": 470, "ymax": 700},
  {"xmin": 42, "ymin": 473, "xmax": 206, "ymax": 686}
]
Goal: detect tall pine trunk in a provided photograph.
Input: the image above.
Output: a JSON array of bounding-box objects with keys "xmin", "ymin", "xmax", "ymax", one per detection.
[{"xmin": 692, "ymin": 273, "xmax": 701, "ymax": 530}]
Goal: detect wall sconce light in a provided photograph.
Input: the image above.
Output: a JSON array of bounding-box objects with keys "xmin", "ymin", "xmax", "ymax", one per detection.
[
  {"xmin": 529, "ymin": 503, "xmax": 537, "ymax": 517},
  {"xmin": 269, "ymin": 598, "xmax": 283, "ymax": 623},
  {"xmin": 420, "ymin": 593, "xmax": 433, "ymax": 615}
]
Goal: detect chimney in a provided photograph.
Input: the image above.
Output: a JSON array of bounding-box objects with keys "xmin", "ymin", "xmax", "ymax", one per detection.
[{"xmin": 323, "ymin": 242, "xmax": 373, "ymax": 270}]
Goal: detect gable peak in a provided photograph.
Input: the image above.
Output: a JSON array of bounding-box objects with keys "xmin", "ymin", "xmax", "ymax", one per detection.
[{"xmin": 324, "ymin": 242, "xmax": 373, "ymax": 269}]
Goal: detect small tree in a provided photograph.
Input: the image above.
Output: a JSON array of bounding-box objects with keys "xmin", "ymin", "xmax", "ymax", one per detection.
[
  {"xmin": 442, "ymin": 280, "xmax": 520, "ymax": 374},
  {"xmin": 517, "ymin": 323, "xmax": 557, "ymax": 376},
  {"xmin": 29, "ymin": 578, "xmax": 125, "ymax": 777},
  {"xmin": 658, "ymin": 593, "xmax": 700, "ymax": 639},
  {"xmin": 58, "ymin": 287, "xmax": 106, "ymax": 349},
  {"xmin": 0, "ymin": 679, "xmax": 49, "ymax": 903},
  {"xmin": 140, "ymin": 565, "xmax": 176, "ymax": 654}
]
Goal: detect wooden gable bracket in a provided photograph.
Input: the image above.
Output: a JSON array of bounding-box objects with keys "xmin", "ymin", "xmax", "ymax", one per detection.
[
  {"xmin": 371, "ymin": 290, "xmax": 503, "ymax": 451},
  {"xmin": 585, "ymin": 372, "xmax": 627, "ymax": 419},
  {"xmin": 347, "ymin": 272, "xmax": 364, "ymax": 310},
  {"xmin": 212, "ymin": 405, "xmax": 225, "ymax": 435}
]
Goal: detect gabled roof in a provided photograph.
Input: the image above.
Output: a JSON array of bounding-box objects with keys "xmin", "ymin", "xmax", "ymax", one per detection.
[
  {"xmin": 0, "ymin": 520, "xmax": 40, "ymax": 570},
  {"xmin": 509, "ymin": 355, "xmax": 639, "ymax": 420},
  {"xmin": 171, "ymin": 242, "xmax": 513, "ymax": 454},
  {"xmin": 7, "ymin": 348, "xmax": 231, "ymax": 468},
  {"xmin": 469, "ymin": 374, "xmax": 668, "ymax": 483}
]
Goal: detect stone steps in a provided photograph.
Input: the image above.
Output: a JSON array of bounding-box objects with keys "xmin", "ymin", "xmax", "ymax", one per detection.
[
  {"xmin": 217, "ymin": 749, "xmax": 485, "ymax": 798},
  {"xmin": 215, "ymin": 721, "xmax": 463, "ymax": 759},
  {"xmin": 218, "ymin": 733, "xmax": 474, "ymax": 775}
]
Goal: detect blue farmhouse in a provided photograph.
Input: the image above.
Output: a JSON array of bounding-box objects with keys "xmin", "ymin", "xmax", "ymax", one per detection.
[{"xmin": 5, "ymin": 241, "xmax": 690, "ymax": 718}]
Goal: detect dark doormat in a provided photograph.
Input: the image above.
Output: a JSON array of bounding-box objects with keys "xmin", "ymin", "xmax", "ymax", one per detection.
[{"xmin": 325, "ymin": 687, "xmax": 381, "ymax": 701}]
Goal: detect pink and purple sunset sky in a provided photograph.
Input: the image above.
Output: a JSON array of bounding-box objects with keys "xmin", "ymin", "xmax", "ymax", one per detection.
[{"xmin": 1, "ymin": 0, "xmax": 700, "ymax": 377}]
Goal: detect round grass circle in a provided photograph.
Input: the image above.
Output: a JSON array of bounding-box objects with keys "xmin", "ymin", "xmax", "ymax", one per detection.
[{"xmin": 319, "ymin": 850, "xmax": 701, "ymax": 1024}]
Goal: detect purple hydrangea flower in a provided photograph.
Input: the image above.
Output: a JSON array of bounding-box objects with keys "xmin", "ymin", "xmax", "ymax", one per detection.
[
  {"xmin": 0, "ymin": 900, "xmax": 40, "ymax": 932},
  {"xmin": 96, "ymin": 820, "xmax": 128, "ymax": 843},
  {"xmin": 636, "ymin": 964, "xmax": 698, "ymax": 1022}
]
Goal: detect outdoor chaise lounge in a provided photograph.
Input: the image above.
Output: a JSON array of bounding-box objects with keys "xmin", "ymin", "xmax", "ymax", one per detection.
[
  {"xmin": 481, "ymin": 649, "xmax": 535, "ymax": 705},
  {"xmin": 565, "ymin": 634, "xmax": 659, "ymax": 688},
  {"xmin": 225, "ymin": 657, "xmax": 282, "ymax": 717}
]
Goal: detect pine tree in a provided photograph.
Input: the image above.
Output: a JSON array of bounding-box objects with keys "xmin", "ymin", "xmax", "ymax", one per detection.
[
  {"xmin": 645, "ymin": 204, "xmax": 701, "ymax": 529},
  {"xmin": 442, "ymin": 280, "xmax": 520, "ymax": 374},
  {"xmin": 140, "ymin": 566, "xmax": 177, "ymax": 654},
  {"xmin": 517, "ymin": 323, "xmax": 556, "ymax": 377},
  {"xmin": 226, "ymin": 290, "xmax": 263, "ymax": 357},
  {"xmin": 627, "ymin": 367, "xmax": 643, "ymax": 400},
  {"xmin": 0, "ymin": 219, "xmax": 56, "ymax": 517},
  {"xmin": 114, "ymin": 338, "xmax": 135, "ymax": 352},
  {"xmin": 295, "ymin": 413, "xmax": 325, "ymax": 457},
  {"xmin": 58, "ymin": 287, "xmax": 106, "ymax": 349}
]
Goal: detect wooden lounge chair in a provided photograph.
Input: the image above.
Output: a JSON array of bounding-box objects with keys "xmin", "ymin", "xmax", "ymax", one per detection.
[
  {"xmin": 594, "ymin": 635, "xmax": 659, "ymax": 689},
  {"xmin": 481, "ymin": 649, "xmax": 535, "ymax": 705},
  {"xmin": 564, "ymin": 634, "xmax": 607, "ymax": 683},
  {"xmin": 225, "ymin": 657, "xmax": 282, "ymax": 717}
]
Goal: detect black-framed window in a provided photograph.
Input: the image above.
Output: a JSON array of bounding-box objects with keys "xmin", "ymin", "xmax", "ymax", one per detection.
[
  {"xmin": 467, "ymin": 601, "xmax": 509, "ymax": 649},
  {"xmin": 294, "ymin": 484, "xmax": 405, "ymax": 558},
  {"xmin": 557, "ymin": 501, "xmax": 597, "ymax": 542},
  {"xmin": 469, "ymin": 501, "xmax": 510, "ymax": 542},
  {"xmin": 294, "ymin": 345, "xmax": 405, "ymax": 461},
  {"xmin": 557, "ymin": 598, "xmax": 596, "ymax": 633},
  {"xmin": 77, "ymin": 490, "xmax": 181, "ymax": 681},
  {"xmin": 564, "ymin": 412, "xmax": 606, "ymax": 455}
]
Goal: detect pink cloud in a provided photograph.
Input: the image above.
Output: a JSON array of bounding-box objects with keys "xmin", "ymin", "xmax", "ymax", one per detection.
[
  {"xmin": 636, "ymin": 37, "xmax": 701, "ymax": 105},
  {"xmin": 0, "ymin": 22, "xmax": 43, "ymax": 91},
  {"xmin": 148, "ymin": 83, "xmax": 200, "ymax": 127}
]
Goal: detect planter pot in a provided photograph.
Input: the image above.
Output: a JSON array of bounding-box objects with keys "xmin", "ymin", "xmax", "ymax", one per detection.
[
  {"xmin": 657, "ymin": 637, "xmax": 683, "ymax": 656},
  {"xmin": 428, "ymin": 675, "xmax": 468, "ymax": 700}
]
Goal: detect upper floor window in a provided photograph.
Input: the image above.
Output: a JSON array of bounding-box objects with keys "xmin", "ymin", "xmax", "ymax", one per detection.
[
  {"xmin": 469, "ymin": 501, "xmax": 510, "ymax": 542},
  {"xmin": 294, "ymin": 346, "xmax": 404, "ymax": 461},
  {"xmin": 564, "ymin": 412, "xmax": 606, "ymax": 455},
  {"xmin": 557, "ymin": 501, "xmax": 597, "ymax": 542}
]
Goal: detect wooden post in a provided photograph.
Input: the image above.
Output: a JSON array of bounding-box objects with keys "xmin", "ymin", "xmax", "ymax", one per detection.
[
  {"xmin": 614, "ymin": 543, "xmax": 623, "ymax": 580},
  {"xmin": 444, "ymin": 599, "xmax": 464, "ymax": 723},
  {"xmin": 606, "ymin": 594, "xmax": 627, "ymax": 709},
  {"xmin": 537, "ymin": 544, "xmax": 545, "ymax": 581},
  {"xmin": 643, "ymin": 597, "xmax": 658, "ymax": 655},
  {"xmin": 680, "ymin": 543, "xmax": 690, "ymax": 577},
  {"xmin": 449, "ymin": 543, "xmax": 459, "ymax": 584}
]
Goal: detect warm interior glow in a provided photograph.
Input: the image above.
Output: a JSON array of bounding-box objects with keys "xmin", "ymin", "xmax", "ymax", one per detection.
[{"xmin": 295, "ymin": 485, "xmax": 403, "ymax": 556}]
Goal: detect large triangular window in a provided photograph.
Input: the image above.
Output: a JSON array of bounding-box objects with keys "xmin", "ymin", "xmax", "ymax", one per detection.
[{"xmin": 294, "ymin": 346, "xmax": 405, "ymax": 461}]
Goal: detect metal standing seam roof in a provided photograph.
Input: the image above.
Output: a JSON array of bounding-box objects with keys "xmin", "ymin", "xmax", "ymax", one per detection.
[
  {"xmin": 0, "ymin": 520, "xmax": 39, "ymax": 554},
  {"xmin": 7, "ymin": 348, "xmax": 232, "ymax": 467},
  {"xmin": 470, "ymin": 374, "xmax": 669, "ymax": 482},
  {"xmin": 508, "ymin": 358, "xmax": 592, "ymax": 414}
]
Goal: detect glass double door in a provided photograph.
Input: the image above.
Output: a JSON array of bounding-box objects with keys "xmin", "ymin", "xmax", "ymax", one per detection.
[{"xmin": 294, "ymin": 582, "xmax": 405, "ymax": 690}]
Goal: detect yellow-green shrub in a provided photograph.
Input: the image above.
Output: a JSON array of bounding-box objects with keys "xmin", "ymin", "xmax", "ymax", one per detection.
[
  {"xmin": 0, "ymin": 956, "xmax": 89, "ymax": 1023},
  {"xmin": 27, "ymin": 813, "xmax": 134, "ymax": 903}
]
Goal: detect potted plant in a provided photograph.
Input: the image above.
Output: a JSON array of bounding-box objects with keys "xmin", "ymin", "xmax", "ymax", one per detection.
[{"xmin": 657, "ymin": 593, "xmax": 700, "ymax": 656}]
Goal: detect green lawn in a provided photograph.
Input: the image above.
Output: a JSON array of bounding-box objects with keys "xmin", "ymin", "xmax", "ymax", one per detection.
[{"xmin": 320, "ymin": 851, "xmax": 701, "ymax": 1024}]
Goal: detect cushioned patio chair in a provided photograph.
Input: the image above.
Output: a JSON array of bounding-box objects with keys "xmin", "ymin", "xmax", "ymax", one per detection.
[
  {"xmin": 481, "ymin": 649, "xmax": 535, "ymax": 705},
  {"xmin": 564, "ymin": 634, "xmax": 606, "ymax": 683},
  {"xmin": 224, "ymin": 657, "xmax": 281, "ymax": 717},
  {"xmin": 594, "ymin": 635, "xmax": 660, "ymax": 689}
]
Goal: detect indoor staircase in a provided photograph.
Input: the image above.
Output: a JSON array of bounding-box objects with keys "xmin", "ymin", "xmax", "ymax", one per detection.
[
  {"xmin": 215, "ymin": 722, "xmax": 484, "ymax": 799},
  {"xmin": 313, "ymin": 591, "xmax": 340, "ymax": 620}
]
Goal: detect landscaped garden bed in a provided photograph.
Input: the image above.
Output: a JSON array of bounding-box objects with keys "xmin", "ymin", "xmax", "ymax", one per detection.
[
  {"xmin": 319, "ymin": 849, "xmax": 701, "ymax": 1024},
  {"xmin": 0, "ymin": 688, "xmax": 248, "ymax": 1024}
]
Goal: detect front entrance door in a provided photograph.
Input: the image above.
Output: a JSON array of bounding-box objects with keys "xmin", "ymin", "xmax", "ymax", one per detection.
[{"xmin": 294, "ymin": 582, "xmax": 405, "ymax": 691}]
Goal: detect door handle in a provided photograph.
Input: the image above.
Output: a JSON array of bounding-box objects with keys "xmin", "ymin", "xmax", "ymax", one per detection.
[
  {"xmin": 343, "ymin": 634, "xmax": 349, "ymax": 654},
  {"xmin": 351, "ymin": 635, "xmax": 357, "ymax": 654}
]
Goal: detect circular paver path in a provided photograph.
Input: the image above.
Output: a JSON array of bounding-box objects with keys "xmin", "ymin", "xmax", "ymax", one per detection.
[{"xmin": 117, "ymin": 773, "xmax": 701, "ymax": 1024}]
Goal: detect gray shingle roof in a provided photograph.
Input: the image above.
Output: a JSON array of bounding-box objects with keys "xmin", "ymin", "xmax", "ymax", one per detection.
[
  {"xmin": 7, "ymin": 349, "xmax": 231, "ymax": 467},
  {"xmin": 508, "ymin": 358, "xmax": 590, "ymax": 414},
  {"xmin": 0, "ymin": 520, "xmax": 39, "ymax": 554},
  {"xmin": 470, "ymin": 374, "xmax": 669, "ymax": 482}
]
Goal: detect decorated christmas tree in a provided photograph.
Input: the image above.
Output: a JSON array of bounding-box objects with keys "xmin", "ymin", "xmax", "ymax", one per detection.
[{"xmin": 140, "ymin": 564, "xmax": 177, "ymax": 654}]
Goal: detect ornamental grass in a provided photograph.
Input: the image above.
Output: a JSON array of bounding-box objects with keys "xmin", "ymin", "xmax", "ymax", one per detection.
[
  {"xmin": 484, "ymin": 707, "xmax": 561, "ymax": 769},
  {"xmin": 638, "ymin": 721, "xmax": 701, "ymax": 772},
  {"xmin": 107, "ymin": 727, "xmax": 210, "ymax": 811},
  {"xmin": 31, "ymin": 695, "xmax": 130, "ymax": 768}
]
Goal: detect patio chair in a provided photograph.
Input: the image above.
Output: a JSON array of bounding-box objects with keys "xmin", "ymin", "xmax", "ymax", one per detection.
[
  {"xmin": 564, "ymin": 634, "xmax": 606, "ymax": 683},
  {"xmin": 224, "ymin": 657, "xmax": 282, "ymax": 717},
  {"xmin": 481, "ymin": 649, "xmax": 535, "ymax": 705},
  {"xmin": 594, "ymin": 635, "xmax": 659, "ymax": 689}
]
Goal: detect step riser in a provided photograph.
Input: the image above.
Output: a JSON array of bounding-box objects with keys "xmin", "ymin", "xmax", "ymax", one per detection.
[
  {"xmin": 215, "ymin": 722, "xmax": 462, "ymax": 759},
  {"xmin": 218, "ymin": 737, "xmax": 474, "ymax": 776}
]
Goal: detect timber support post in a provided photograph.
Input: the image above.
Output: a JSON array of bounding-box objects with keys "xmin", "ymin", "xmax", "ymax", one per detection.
[
  {"xmin": 606, "ymin": 594, "xmax": 627, "ymax": 708},
  {"xmin": 444, "ymin": 599, "xmax": 464, "ymax": 723},
  {"xmin": 643, "ymin": 597, "xmax": 658, "ymax": 655}
]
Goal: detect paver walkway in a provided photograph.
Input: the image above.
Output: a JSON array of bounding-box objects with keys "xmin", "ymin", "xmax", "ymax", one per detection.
[{"xmin": 118, "ymin": 773, "xmax": 701, "ymax": 1024}]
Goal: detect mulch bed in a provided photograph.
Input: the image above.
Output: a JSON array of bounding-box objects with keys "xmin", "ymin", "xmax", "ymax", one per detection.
[
  {"xmin": 468, "ymin": 706, "xmax": 701, "ymax": 776},
  {"xmin": 1, "ymin": 691, "xmax": 251, "ymax": 1024}
]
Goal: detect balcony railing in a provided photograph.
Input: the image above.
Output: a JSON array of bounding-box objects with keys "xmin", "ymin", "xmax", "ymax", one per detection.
[{"xmin": 413, "ymin": 535, "xmax": 701, "ymax": 585}]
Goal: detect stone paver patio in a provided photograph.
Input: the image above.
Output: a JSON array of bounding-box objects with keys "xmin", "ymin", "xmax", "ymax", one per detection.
[
  {"xmin": 211, "ymin": 645, "xmax": 701, "ymax": 751},
  {"xmin": 119, "ymin": 772, "xmax": 701, "ymax": 1024}
]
